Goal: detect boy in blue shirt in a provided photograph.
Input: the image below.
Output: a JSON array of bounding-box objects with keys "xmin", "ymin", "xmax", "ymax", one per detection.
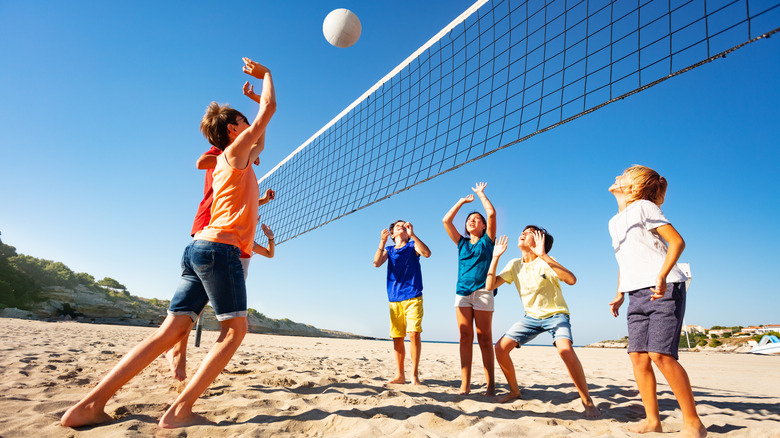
[{"xmin": 373, "ymin": 220, "xmax": 431, "ymax": 385}]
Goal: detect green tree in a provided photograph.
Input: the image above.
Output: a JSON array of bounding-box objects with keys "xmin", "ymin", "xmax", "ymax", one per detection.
[
  {"xmin": 709, "ymin": 339, "xmax": 722, "ymax": 347},
  {"xmin": 97, "ymin": 277, "xmax": 126, "ymax": 290}
]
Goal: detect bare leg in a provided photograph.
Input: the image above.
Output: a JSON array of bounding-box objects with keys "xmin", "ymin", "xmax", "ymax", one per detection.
[
  {"xmin": 158, "ymin": 316, "xmax": 248, "ymax": 428},
  {"xmin": 456, "ymin": 307, "xmax": 474, "ymax": 395},
  {"xmin": 555, "ymin": 339, "xmax": 600, "ymax": 418},
  {"xmin": 408, "ymin": 331, "xmax": 422, "ymax": 385},
  {"xmin": 61, "ymin": 315, "xmax": 192, "ymax": 427},
  {"xmin": 494, "ymin": 336, "xmax": 521, "ymax": 402},
  {"xmin": 648, "ymin": 352, "xmax": 707, "ymax": 438},
  {"xmin": 474, "ymin": 309, "xmax": 495, "ymax": 396},
  {"xmin": 387, "ymin": 337, "xmax": 406, "ymax": 384},
  {"xmin": 628, "ymin": 352, "xmax": 663, "ymax": 433},
  {"xmin": 166, "ymin": 319, "xmax": 195, "ymax": 381}
]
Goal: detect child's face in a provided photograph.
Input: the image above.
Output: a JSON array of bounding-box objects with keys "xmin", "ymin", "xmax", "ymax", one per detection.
[
  {"xmin": 466, "ymin": 214, "xmax": 486, "ymax": 236},
  {"xmin": 518, "ymin": 228, "xmax": 536, "ymax": 250},
  {"xmin": 609, "ymin": 173, "xmax": 631, "ymax": 197},
  {"xmin": 391, "ymin": 222, "xmax": 408, "ymax": 239},
  {"xmin": 228, "ymin": 116, "xmax": 251, "ymax": 137}
]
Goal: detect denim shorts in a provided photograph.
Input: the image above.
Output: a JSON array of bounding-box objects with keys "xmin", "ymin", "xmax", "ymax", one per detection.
[
  {"xmin": 626, "ymin": 282, "xmax": 686, "ymax": 359},
  {"xmin": 168, "ymin": 240, "xmax": 247, "ymax": 322},
  {"xmin": 502, "ymin": 313, "xmax": 573, "ymax": 347}
]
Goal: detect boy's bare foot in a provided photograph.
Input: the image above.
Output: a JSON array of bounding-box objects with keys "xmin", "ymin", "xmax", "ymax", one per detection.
[
  {"xmin": 628, "ymin": 419, "xmax": 663, "ymax": 434},
  {"xmin": 582, "ymin": 399, "xmax": 601, "ymax": 418},
  {"xmin": 495, "ymin": 390, "xmax": 521, "ymax": 403},
  {"xmin": 458, "ymin": 383, "xmax": 470, "ymax": 395},
  {"xmin": 484, "ymin": 384, "xmax": 496, "ymax": 397},
  {"xmin": 158, "ymin": 410, "xmax": 215, "ymax": 429},
  {"xmin": 61, "ymin": 402, "xmax": 114, "ymax": 428},
  {"xmin": 166, "ymin": 349, "xmax": 187, "ymax": 381},
  {"xmin": 412, "ymin": 377, "xmax": 423, "ymax": 386},
  {"xmin": 679, "ymin": 423, "xmax": 707, "ymax": 438},
  {"xmin": 387, "ymin": 376, "xmax": 406, "ymax": 384}
]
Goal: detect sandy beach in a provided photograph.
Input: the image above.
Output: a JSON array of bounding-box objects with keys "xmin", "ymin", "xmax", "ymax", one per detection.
[{"xmin": 0, "ymin": 318, "xmax": 778, "ymax": 437}]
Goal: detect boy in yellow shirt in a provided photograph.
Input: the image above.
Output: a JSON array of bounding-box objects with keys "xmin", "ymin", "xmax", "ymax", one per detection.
[{"xmin": 486, "ymin": 226, "xmax": 600, "ymax": 418}]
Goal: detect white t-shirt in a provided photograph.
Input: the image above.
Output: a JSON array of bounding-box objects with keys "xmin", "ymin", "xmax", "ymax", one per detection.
[{"xmin": 609, "ymin": 200, "xmax": 688, "ymax": 293}]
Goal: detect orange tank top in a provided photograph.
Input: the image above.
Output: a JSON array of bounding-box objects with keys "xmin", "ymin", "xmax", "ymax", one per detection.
[{"xmin": 195, "ymin": 153, "xmax": 259, "ymax": 256}]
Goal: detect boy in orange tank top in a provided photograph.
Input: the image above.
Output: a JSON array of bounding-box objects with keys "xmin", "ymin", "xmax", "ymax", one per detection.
[{"xmin": 62, "ymin": 57, "xmax": 276, "ymax": 429}]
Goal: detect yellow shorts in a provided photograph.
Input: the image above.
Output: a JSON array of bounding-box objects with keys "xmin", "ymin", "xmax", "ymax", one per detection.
[{"xmin": 389, "ymin": 296, "xmax": 423, "ymax": 338}]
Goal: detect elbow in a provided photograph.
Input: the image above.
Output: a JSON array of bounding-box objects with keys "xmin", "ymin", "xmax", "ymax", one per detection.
[{"xmin": 564, "ymin": 275, "xmax": 577, "ymax": 286}]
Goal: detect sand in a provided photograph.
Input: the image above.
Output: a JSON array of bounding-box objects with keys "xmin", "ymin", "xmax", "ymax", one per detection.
[{"xmin": 0, "ymin": 318, "xmax": 778, "ymax": 437}]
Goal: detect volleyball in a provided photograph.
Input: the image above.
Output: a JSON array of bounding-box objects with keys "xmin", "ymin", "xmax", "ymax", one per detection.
[{"xmin": 322, "ymin": 9, "xmax": 361, "ymax": 48}]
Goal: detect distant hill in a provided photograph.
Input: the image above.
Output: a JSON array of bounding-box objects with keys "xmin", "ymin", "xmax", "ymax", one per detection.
[{"xmin": 0, "ymin": 235, "xmax": 370, "ymax": 340}]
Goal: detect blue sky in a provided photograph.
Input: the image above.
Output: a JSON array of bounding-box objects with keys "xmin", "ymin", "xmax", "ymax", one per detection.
[{"xmin": 1, "ymin": 1, "xmax": 778, "ymax": 346}]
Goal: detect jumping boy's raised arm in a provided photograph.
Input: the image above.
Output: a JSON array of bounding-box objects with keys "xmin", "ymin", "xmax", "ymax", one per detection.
[
  {"xmin": 226, "ymin": 58, "xmax": 276, "ymax": 170},
  {"xmin": 252, "ymin": 224, "xmax": 275, "ymax": 258},
  {"xmin": 443, "ymin": 194, "xmax": 473, "ymax": 244},
  {"xmin": 485, "ymin": 235, "xmax": 508, "ymax": 290},
  {"xmin": 472, "ymin": 182, "xmax": 496, "ymax": 241},
  {"xmin": 373, "ymin": 229, "xmax": 390, "ymax": 267}
]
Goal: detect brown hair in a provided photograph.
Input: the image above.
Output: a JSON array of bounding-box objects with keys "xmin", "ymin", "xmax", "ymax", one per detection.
[
  {"xmin": 199, "ymin": 102, "xmax": 247, "ymax": 150},
  {"xmin": 623, "ymin": 165, "xmax": 668, "ymax": 206}
]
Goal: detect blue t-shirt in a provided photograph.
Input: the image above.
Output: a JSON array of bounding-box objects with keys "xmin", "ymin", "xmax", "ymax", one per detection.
[
  {"xmin": 386, "ymin": 240, "xmax": 423, "ymax": 302},
  {"xmin": 456, "ymin": 233, "xmax": 495, "ymax": 296}
]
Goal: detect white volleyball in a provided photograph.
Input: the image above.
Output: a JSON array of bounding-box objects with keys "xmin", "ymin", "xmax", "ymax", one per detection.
[{"xmin": 322, "ymin": 9, "xmax": 362, "ymax": 48}]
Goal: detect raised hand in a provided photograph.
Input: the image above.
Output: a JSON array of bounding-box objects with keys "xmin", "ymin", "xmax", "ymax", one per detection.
[
  {"xmin": 472, "ymin": 182, "xmax": 487, "ymax": 195},
  {"xmin": 460, "ymin": 194, "xmax": 475, "ymax": 204},
  {"xmin": 242, "ymin": 57, "xmax": 270, "ymax": 79},
  {"xmin": 261, "ymin": 223, "xmax": 274, "ymax": 240},
  {"xmin": 530, "ymin": 230, "xmax": 547, "ymax": 257},
  {"xmin": 380, "ymin": 228, "xmax": 390, "ymax": 244},
  {"xmin": 493, "ymin": 235, "xmax": 508, "ymax": 258},
  {"xmin": 243, "ymin": 81, "xmax": 261, "ymax": 103},
  {"xmin": 403, "ymin": 222, "xmax": 414, "ymax": 236}
]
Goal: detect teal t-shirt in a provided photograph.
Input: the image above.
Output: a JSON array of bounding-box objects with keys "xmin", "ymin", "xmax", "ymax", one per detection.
[{"xmin": 456, "ymin": 233, "xmax": 494, "ymax": 296}]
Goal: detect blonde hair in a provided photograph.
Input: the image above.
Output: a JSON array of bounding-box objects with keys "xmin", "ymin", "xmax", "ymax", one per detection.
[
  {"xmin": 623, "ymin": 165, "xmax": 667, "ymax": 206},
  {"xmin": 199, "ymin": 102, "xmax": 246, "ymax": 150}
]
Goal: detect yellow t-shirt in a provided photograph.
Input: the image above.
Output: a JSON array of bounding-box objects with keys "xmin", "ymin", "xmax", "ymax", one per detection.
[
  {"xmin": 498, "ymin": 256, "xmax": 570, "ymax": 319},
  {"xmin": 195, "ymin": 153, "xmax": 259, "ymax": 256}
]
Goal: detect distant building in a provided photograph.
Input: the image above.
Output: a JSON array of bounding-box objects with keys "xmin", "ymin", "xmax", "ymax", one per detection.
[
  {"xmin": 742, "ymin": 326, "xmax": 761, "ymax": 334},
  {"xmin": 756, "ymin": 324, "xmax": 780, "ymax": 334},
  {"xmin": 709, "ymin": 329, "xmax": 732, "ymax": 338},
  {"xmin": 681, "ymin": 325, "xmax": 705, "ymax": 335}
]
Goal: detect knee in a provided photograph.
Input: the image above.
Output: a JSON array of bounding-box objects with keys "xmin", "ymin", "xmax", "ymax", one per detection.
[
  {"xmin": 221, "ymin": 318, "xmax": 248, "ymax": 342},
  {"xmin": 408, "ymin": 332, "xmax": 421, "ymax": 342},
  {"xmin": 648, "ymin": 351, "xmax": 674, "ymax": 366},
  {"xmin": 459, "ymin": 326, "xmax": 474, "ymax": 339},
  {"xmin": 555, "ymin": 342, "xmax": 574, "ymax": 358}
]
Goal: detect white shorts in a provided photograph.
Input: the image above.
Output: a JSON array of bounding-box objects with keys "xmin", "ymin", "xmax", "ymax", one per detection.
[
  {"xmin": 241, "ymin": 257, "xmax": 251, "ymax": 281},
  {"xmin": 454, "ymin": 289, "xmax": 494, "ymax": 312}
]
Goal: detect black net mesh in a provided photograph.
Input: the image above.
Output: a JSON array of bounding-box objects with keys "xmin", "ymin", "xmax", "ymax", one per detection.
[{"xmin": 257, "ymin": 0, "xmax": 780, "ymax": 244}]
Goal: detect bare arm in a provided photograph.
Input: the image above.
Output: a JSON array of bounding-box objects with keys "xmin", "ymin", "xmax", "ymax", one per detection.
[
  {"xmin": 609, "ymin": 273, "xmax": 624, "ymax": 317},
  {"xmin": 442, "ymin": 195, "xmax": 473, "ymax": 244},
  {"xmin": 530, "ymin": 230, "xmax": 576, "ymax": 285},
  {"xmin": 405, "ymin": 222, "xmax": 431, "ymax": 258},
  {"xmin": 485, "ymin": 235, "xmax": 508, "ymax": 290},
  {"xmin": 373, "ymin": 229, "xmax": 390, "ymax": 267},
  {"xmin": 473, "ymin": 182, "xmax": 496, "ymax": 241},
  {"xmin": 196, "ymin": 153, "xmax": 218, "ymax": 170},
  {"xmin": 225, "ymin": 58, "xmax": 277, "ymax": 170},
  {"xmin": 258, "ymin": 188, "xmax": 275, "ymax": 206},
  {"xmin": 650, "ymin": 223, "xmax": 685, "ymax": 300},
  {"xmin": 252, "ymin": 224, "xmax": 275, "ymax": 258}
]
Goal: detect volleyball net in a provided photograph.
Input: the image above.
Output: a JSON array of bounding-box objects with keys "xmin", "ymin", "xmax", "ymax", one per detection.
[{"xmin": 257, "ymin": 0, "xmax": 780, "ymax": 244}]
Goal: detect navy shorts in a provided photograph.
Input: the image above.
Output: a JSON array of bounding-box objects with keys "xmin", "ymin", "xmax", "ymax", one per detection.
[
  {"xmin": 626, "ymin": 282, "xmax": 686, "ymax": 359},
  {"xmin": 168, "ymin": 240, "xmax": 247, "ymax": 322}
]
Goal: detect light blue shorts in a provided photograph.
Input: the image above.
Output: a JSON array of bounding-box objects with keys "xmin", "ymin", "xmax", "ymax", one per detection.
[{"xmin": 502, "ymin": 313, "xmax": 573, "ymax": 347}]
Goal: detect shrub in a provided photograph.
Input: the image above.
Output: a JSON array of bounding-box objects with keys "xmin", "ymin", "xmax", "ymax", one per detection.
[{"xmin": 709, "ymin": 339, "xmax": 722, "ymax": 348}]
